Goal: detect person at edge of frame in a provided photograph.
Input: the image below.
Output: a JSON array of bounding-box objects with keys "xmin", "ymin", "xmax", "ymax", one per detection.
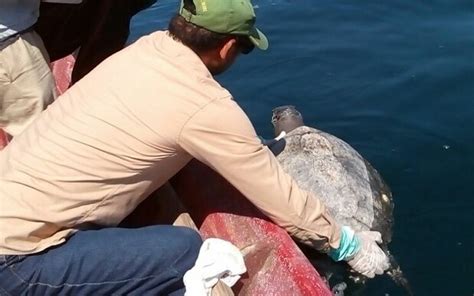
[
  {"xmin": 0, "ymin": 0, "xmax": 59, "ymax": 138},
  {"xmin": 0, "ymin": 0, "xmax": 156, "ymax": 141},
  {"xmin": 36, "ymin": 0, "xmax": 157, "ymax": 84}
]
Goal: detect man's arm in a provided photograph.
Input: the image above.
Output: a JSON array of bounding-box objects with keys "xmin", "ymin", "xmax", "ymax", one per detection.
[{"xmin": 178, "ymin": 98, "xmax": 341, "ymax": 252}]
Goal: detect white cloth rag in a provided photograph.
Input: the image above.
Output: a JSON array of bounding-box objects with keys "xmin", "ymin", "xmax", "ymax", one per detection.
[{"xmin": 183, "ymin": 238, "xmax": 246, "ymax": 296}]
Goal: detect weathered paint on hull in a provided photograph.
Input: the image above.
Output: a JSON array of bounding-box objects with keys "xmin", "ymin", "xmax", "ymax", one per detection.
[
  {"xmin": 52, "ymin": 55, "xmax": 76, "ymax": 95},
  {"xmin": 0, "ymin": 130, "xmax": 7, "ymax": 150},
  {"xmin": 172, "ymin": 160, "xmax": 332, "ymax": 295}
]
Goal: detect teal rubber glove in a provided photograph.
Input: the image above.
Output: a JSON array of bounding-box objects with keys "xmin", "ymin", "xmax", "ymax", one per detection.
[
  {"xmin": 329, "ymin": 226, "xmax": 360, "ymax": 261},
  {"xmin": 329, "ymin": 226, "xmax": 390, "ymax": 278}
]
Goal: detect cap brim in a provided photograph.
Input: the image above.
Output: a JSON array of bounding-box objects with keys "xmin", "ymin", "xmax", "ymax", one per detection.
[{"xmin": 249, "ymin": 28, "xmax": 268, "ymax": 50}]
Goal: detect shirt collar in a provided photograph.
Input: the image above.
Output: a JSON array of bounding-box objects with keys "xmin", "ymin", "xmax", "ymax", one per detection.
[{"xmin": 153, "ymin": 30, "xmax": 213, "ymax": 79}]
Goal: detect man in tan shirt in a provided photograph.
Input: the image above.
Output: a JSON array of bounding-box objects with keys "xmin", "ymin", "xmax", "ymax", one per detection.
[{"xmin": 0, "ymin": 0, "xmax": 389, "ymax": 294}]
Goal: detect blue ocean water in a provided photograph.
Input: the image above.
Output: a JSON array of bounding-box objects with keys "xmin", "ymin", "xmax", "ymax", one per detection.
[{"xmin": 129, "ymin": 1, "xmax": 474, "ymax": 295}]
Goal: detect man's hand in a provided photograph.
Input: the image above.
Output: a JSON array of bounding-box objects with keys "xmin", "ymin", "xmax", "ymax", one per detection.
[
  {"xmin": 329, "ymin": 226, "xmax": 390, "ymax": 278},
  {"xmin": 347, "ymin": 231, "xmax": 390, "ymax": 278}
]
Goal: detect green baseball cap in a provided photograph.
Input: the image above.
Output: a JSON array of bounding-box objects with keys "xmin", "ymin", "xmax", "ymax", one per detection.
[{"xmin": 179, "ymin": 0, "xmax": 268, "ymax": 50}]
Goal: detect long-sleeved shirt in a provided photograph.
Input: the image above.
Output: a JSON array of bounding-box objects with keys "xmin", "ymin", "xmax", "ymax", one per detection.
[
  {"xmin": 0, "ymin": 0, "xmax": 39, "ymax": 42},
  {"xmin": 0, "ymin": 31, "xmax": 341, "ymax": 255}
]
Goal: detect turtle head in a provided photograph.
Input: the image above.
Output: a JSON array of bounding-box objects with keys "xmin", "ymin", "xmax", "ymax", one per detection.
[{"xmin": 271, "ymin": 105, "xmax": 305, "ymax": 136}]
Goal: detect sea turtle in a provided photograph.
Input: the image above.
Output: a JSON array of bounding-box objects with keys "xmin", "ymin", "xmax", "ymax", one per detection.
[{"xmin": 267, "ymin": 105, "xmax": 411, "ymax": 294}]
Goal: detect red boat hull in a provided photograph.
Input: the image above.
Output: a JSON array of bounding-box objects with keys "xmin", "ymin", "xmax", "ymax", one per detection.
[{"xmin": 172, "ymin": 160, "xmax": 332, "ymax": 295}]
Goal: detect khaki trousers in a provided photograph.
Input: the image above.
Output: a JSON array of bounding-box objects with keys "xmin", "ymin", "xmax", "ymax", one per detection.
[{"xmin": 0, "ymin": 31, "xmax": 56, "ymax": 136}]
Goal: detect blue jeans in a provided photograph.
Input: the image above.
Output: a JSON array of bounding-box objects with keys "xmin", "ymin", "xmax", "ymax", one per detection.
[{"xmin": 0, "ymin": 226, "xmax": 202, "ymax": 295}]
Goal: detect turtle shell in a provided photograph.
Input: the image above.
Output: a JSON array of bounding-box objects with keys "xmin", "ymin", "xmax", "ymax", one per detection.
[{"xmin": 276, "ymin": 126, "xmax": 394, "ymax": 243}]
